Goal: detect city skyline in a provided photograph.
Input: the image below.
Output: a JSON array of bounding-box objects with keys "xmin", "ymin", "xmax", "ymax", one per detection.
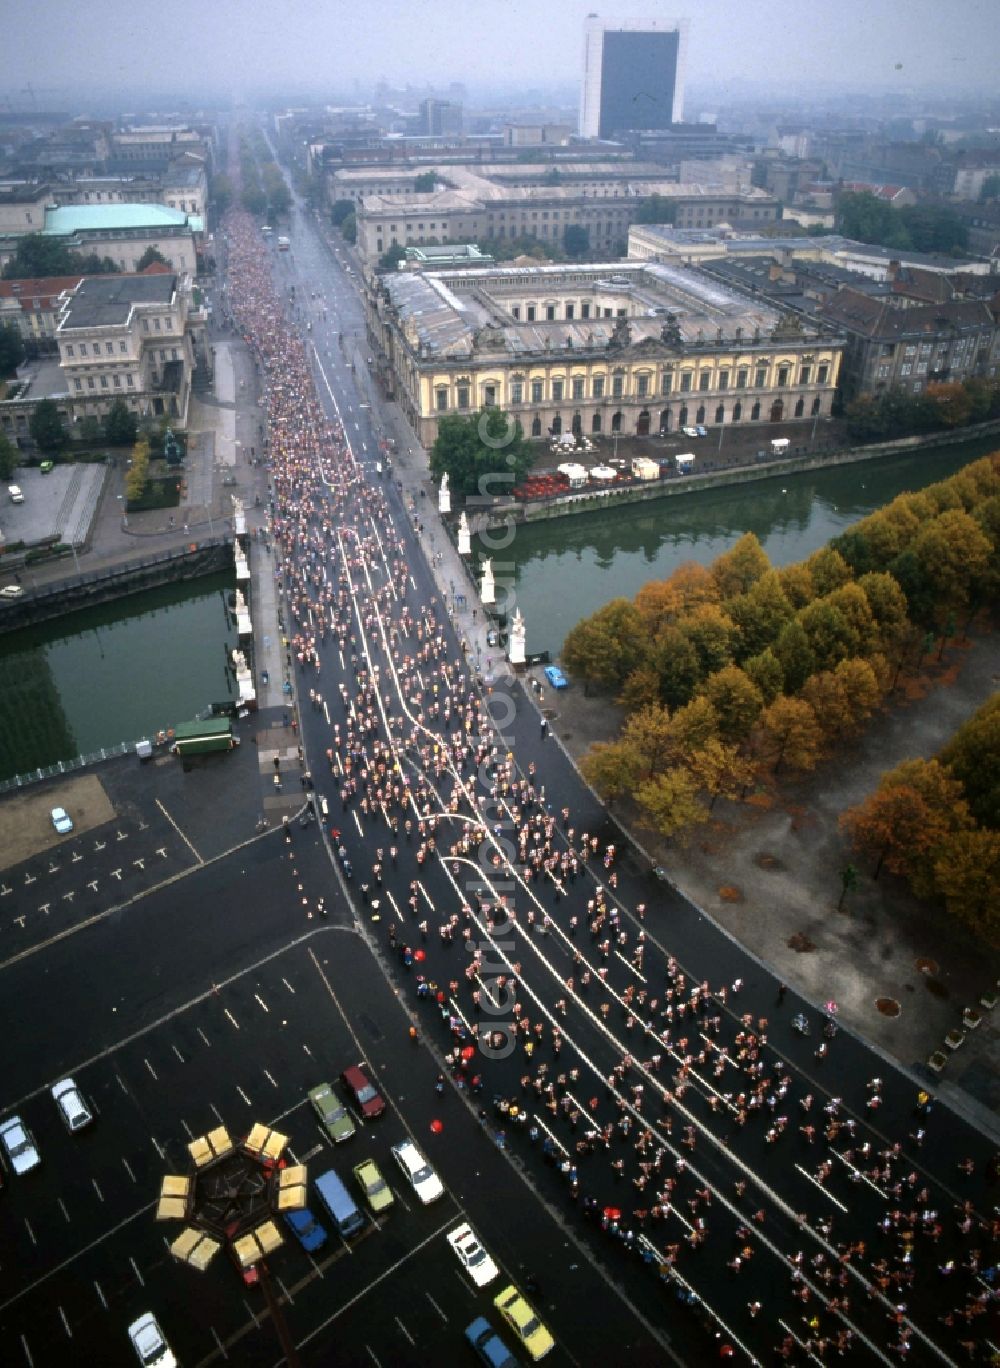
[{"xmin": 3, "ymin": 0, "xmax": 1000, "ymax": 105}]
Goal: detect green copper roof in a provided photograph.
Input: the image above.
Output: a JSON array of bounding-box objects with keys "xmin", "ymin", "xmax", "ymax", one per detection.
[{"xmin": 43, "ymin": 203, "xmax": 202, "ymax": 235}]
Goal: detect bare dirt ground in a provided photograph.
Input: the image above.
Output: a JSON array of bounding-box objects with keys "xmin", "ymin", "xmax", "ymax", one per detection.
[
  {"xmin": 542, "ymin": 630, "xmax": 1000, "ymax": 1120},
  {"xmin": 0, "ymin": 774, "xmax": 116, "ymax": 867}
]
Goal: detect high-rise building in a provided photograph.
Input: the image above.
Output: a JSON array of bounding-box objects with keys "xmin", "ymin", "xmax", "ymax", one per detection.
[
  {"xmin": 419, "ymin": 98, "xmax": 463, "ymax": 138},
  {"xmin": 580, "ymin": 16, "xmax": 689, "ymax": 140}
]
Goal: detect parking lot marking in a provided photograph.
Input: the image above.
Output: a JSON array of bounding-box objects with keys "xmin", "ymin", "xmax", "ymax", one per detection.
[
  {"xmin": 236, "ymin": 1084, "xmax": 252, "ymax": 1106},
  {"xmin": 24, "ymin": 1217, "xmax": 37, "ymax": 1246},
  {"xmin": 172, "ymin": 1044, "xmax": 185, "ymax": 1063},
  {"xmin": 24, "ymin": 873, "xmax": 36, "ymax": 886},
  {"xmin": 197, "ymin": 1026, "xmax": 211, "ymax": 1047},
  {"xmin": 209, "ymin": 1101, "xmax": 225, "ymax": 1125},
  {"xmin": 62, "ymin": 891, "xmax": 75, "ymax": 903},
  {"xmin": 425, "ymin": 1291, "xmax": 448, "ymax": 1325},
  {"xmin": 365, "ymin": 1348, "xmax": 382, "ymax": 1368},
  {"xmin": 281, "ymin": 976, "xmax": 296, "ymax": 994},
  {"xmin": 129, "ymin": 1256, "xmax": 145, "ymax": 1287},
  {"xmin": 155, "ymin": 798, "xmax": 202, "ymax": 863},
  {"xmin": 302, "ymin": 1042, "xmax": 313, "ymax": 1057},
  {"xmin": 116, "ymin": 830, "xmax": 128, "ymax": 842},
  {"xmin": 94, "ymin": 1280, "xmax": 107, "ymax": 1310},
  {"xmin": 87, "ymin": 880, "xmax": 98, "ymax": 893},
  {"xmin": 242, "ymin": 1297, "xmax": 260, "ymax": 1329},
  {"xmin": 152, "ymin": 1136, "xmax": 165, "ymax": 1159},
  {"xmin": 263, "ymin": 1068, "xmax": 279, "ymax": 1089},
  {"xmin": 156, "ymin": 847, "xmax": 167, "ymax": 858},
  {"xmin": 58, "ymin": 1306, "xmax": 72, "ymax": 1339},
  {"xmin": 38, "ymin": 902, "xmax": 50, "ymax": 916},
  {"xmin": 144, "ymin": 1057, "xmax": 158, "ymax": 1080},
  {"xmin": 395, "ymin": 1316, "xmax": 415, "ymax": 1345},
  {"xmin": 277, "ymin": 1276, "xmax": 295, "ymax": 1305},
  {"xmin": 254, "ymin": 992, "xmax": 270, "ymax": 1013},
  {"xmin": 57, "ymin": 1197, "xmax": 71, "ymax": 1222},
  {"xmin": 180, "ymin": 1118, "xmax": 194, "ymax": 1138},
  {"xmin": 122, "ymin": 1156, "xmax": 136, "ymax": 1184},
  {"xmin": 210, "ymin": 1326, "xmax": 230, "ymax": 1359},
  {"xmin": 111, "ymin": 869, "xmax": 122, "ymax": 881},
  {"xmin": 224, "ymin": 1008, "xmax": 240, "ymax": 1030},
  {"xmin": 71, "ymin": 851, "xmax": 82, "ymax": 863},
  {"xmin": 19, "ymin": 1333, "xmax": 33, "ymax": 1366},
  {"xmin": 134, "ymin": 859, "xmax": 145, "ymax": 871},
  {"xmin": 92, "ymin": 1177, "xmax": 105, "ymax": 1203}
]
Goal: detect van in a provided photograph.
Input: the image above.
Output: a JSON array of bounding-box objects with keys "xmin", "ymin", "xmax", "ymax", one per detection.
[{"xmin": 314, "ymin": 1167, "xmax": 365, "ymax": 1238}]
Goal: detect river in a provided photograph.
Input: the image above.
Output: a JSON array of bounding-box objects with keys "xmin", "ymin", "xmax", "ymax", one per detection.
[
  {"xmin": 475, "ymin": 439, "xmax": 998, "ymax": 656},
  {"xmin": 0, "ymin": 572, "xmax": 237, "ymax": 783}
]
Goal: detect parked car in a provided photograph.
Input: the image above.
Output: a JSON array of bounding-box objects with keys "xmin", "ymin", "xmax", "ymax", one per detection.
[
  {"xmin": 283, "ymin": 1206, "xmax": 328, "ymax": 1253},
  {"xmin": 543, "ymin": 665, "xmax": 567, "ymax": 690},
  {"xmin": 127, "ymin": 1311, "xmax": 177, "ymax": 1368},
  {"xmin": 8, "ymin": 484, "xmax": 24, "ymax": 504},
  {"xmin": 465, "ymin": 1316, "xmax": 521, "ymax": 1368},
  {"xmin": 0, "ymin": 585, "xmax": 24, "ymax": 600},
  {"xmin": 493, "ymin": 1285, "xmax": 554, "ymax": 1361},
  {"xmin": 308, "ymin": 1081, "xmax": 356, "ymax": 1143},
  {"xmin": 391, "ymin": 1137, "xmax": 443, "ymax": 1204},
  {"xmin": 353, "ymin": 1157, "xmax": 394, "ymax": 1213},
  {"xmin": 680, "ymin": 426, "xmax": 699, "ymax": 439},
  {"xmin": 340, "ymin": 1062, "xmax": 385, "ymax": 1120},
  {"xmin": 39, "ymin": 460, "xmax": 54, "ymax": 474},
  {"xmin": 50, "ymin": 806, "xmax": 74, "ymax": 835},
  {"xmin": 51, "ymin": 1077, "xmax": 94, "ymax": 1133},
  {"xmin": 448, "ymin": 1221, "xmax": 500, "ymax": 1287},
  {"xmin": 0, "ymin": 1115, "xmax": 40, "ymax": 1175},
  {"xmin": 695, "ymin": 424, "xmax": 709, "ymax": 437}
]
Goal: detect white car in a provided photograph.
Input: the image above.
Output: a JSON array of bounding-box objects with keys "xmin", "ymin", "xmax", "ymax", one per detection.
[
  {"xmin": 51, "ymin": 806, "xmax": 73, "ymax": 835},
  {"xmin": 8, "ymin": 484, "xmax": 24, "ymax": 504},
  {"xmin": 447, "ymin": 1221, "xmax": 499, "ymax": 1287},
  {"xmin": 128, "ymin": 1312, "xmax": 177, "ymax": 1368},
  {"xmin": 0, "ymin": 1115, "xmax": 41, "ymax": 1175},
  {"xmin": 52, "ymin": 1078, "xmax": 94, "ymax": 1133},
  {"xmin": 0, "ymin": 585, "xmax": 23, "ymax": 600},
  {"xmin": 681, "ymin": 426, "xmax": 700, "ymax": 439},
  {"xmin": 391, "ymin": 1137, "xmax": 444, "ymax": 1204}
]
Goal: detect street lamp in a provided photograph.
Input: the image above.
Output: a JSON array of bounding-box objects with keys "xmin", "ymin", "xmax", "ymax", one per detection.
[{"xmin": 156, "ymin": 1120, "xmax": 304, "ymax": 1367}]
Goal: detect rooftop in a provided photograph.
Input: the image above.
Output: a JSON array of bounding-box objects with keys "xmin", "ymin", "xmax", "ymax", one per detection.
[
  {"xmin": 59, "ymin": 272, "xmax": 178, "ymax": 330},
  {"xmin": 42, "ymin": 203, "xmax": 202, "ymax": 236}
]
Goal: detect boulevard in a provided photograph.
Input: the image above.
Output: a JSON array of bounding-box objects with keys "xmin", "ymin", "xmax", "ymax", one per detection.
[{"xmin": 0, "ymin": 170, "xmax": 995, "ymax": 1368}]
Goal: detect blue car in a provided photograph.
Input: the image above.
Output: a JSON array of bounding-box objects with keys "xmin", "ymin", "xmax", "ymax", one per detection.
[
  {"xmin": 544, "ymin": 665, "xmax": 568, "ymax": 690},
  {"xmin": 284, "ymin": 1206, "xmax": 328, "ymax": 1253}
]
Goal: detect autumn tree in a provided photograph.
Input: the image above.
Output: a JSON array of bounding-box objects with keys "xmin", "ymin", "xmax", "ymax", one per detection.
[
  {"xmin": 651, "ymin": 626, "xmax": 701, "ymax": 710},
  {"xmin": 773, "ymin": 619, "xmax": 816, "ymax": 693},
  {"xmin": 857, "ymin": 572, "xmax": 910, "ymax": 650},
  {"xmin": 703, "ymin": 664, "xmax": 764, "ymax": 743},
  {"xmin": 125, "ymin": 435, "xmax": 150, "ymax": 503},
  {"xmin": 726, "ymin": 569, "xmax": 794, "ymax": 661},
  {"xmin": 687, "ymin": 738, "xmax": 758, "ymax": 811},
  {"xmin": 636, "ymin": 768, "xmax": 705, "ymax": 838},
  {"xmin": 933, "ymin": 830, "xmax": 1000, "ymax": 942},
  {"xmin": 617, "ymin": 665, "xmax": 661, "ymax": 713},
  {"xmin": 911, "ymin": 508, "xmax": 992, "ymax": 620},
  {"xmin": 825, "ymin": 583, "xmax": 877, "ymax": 658},
  {"xmin": 621, "ymin": 703, "xmax": 674, "ymax": 778},
  {"xmin": 939, "ymin": 692, "xmax": 1000, "ymax": 829},
  {"xmin": 634, "ymin": 561, "xmax": 718, "ymax": 634},
  {"xmin": 711, "ymin": 532, "xmax": 771, "ymax": 599},
  {"xmin": 776, "ymin": 562, "xmax": 814, "ymax": 609},
  {"xmin": 797, "ymin": 597, "xmax": 856, "ymax": 672},
  {"xmin": 677, "ymin": 602, "xmax": 736, "ymax": 678},
  {"xmin": 755, "ymin": 696, "xmax": 825, "ymax": 774},
  {"xmin": 833, "ymin": 657, "xmax": 883, "ymax": 731},
  {"xmin": 562, "ymin": 598, "xmax": 645, "ymax": 694},
  {"xmin": 667, "ymin": 696, "xmax": 721, "ymax": 760},
  {"xmin": 581, "ymin": 741, "xmax": 643, "ymax": 808},
  {"xmin": 805, "ymin": 546, "xmax": 852, "ymax": 597}
]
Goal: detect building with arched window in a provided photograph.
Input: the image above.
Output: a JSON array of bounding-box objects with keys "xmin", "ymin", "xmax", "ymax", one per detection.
[{"xmin": 364, "ymin": 260, "xmax": 843, "ymax": 447}]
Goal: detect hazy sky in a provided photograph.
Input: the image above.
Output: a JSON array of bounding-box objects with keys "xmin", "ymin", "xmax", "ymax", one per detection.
[{"xmin": 5, "ymin": 0, "xmax": 999, "ymax": 103}]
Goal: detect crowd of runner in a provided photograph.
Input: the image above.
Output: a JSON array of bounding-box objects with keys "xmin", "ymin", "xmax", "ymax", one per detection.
[{"xmin": 220, "ymin": 202, "xmax": 997, "ymax": 1364}]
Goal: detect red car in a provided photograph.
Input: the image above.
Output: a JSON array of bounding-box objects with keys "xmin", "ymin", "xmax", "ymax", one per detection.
[{"xmin": 341, "ymin": 1063, "xmax": 385, "ymax": 1120}]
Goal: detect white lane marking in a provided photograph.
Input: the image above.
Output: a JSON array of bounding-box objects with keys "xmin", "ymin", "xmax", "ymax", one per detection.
[
  {"xmin": 263, "ymin": 1068, "xmax": 279, "ymax": 1089},
  {"xmin": 282, "ymin": 977, "xmax": 296, "ymax": 994},
  {"xmin": 122, "ymin": 1156, "xmax": 136, "ymax": 1183},
  {"xmin": 353, "ymin": 811, "xmax": 364, "ymax": 837},
  {"xmin": 129, "ymin": 1256, "xmax": 145, "ymax": 1287},
  {"xmin": 58, "ymin": 1197, "xmax": 71, "ymax": 1222},
  {"xmin": 395, "ymin": 1317, "xmax": 415, "ymax": 1345},
  {"xmin": 795, "ymin": 1164, "xmax": 849, "ymax": 1212},
  {"xmin": 94, "ymin": 1280, "xmax": 107, "ymax": 1310},
  {"xmin": 425, "ymin": 1291, "xmax": 448, "ymax": 1325},
  {"xmin": 58, "ymin": 1307, "xmax": 72, "ymax": 1339},
  {"xmin": 224, "ymin": 1008, "xmax": 240, "ymax": 1030},
  {"xmin": 143, "ymin": 1058, "xmax": 158, "ymax": 1080},
  {"xmin": 92, "ymin": 1178, "xmax": 105, "ymax": 1203},
  {"xmin": 172, "ymin": 1044, "xmax": 184, "ymax": 1063},
  {"xmin": 236, "ymin": 1084, "xmax": 252, "ymax": 1106},
  {"xmin": 21, "ymin": 1334, "xmax": 34, "ymax": 1366},
  {"xmin": 210, "ymin": 1325, "xmax": 229, "ymax": 1360},
  {"xmin": 210, "ymin": 1101, "xmax": 225, "ymax": 1125},
  {"xmin": 24, "ymin": 1218, "xmax": 37, "ymax": 1245},
  {"xmin": 386, "ymin": 890, "xmax": 403, "ymax": 923},
  {"xmin": 151, "ymin": 1136, "xmax": 165, "ymax": 1160},
  {"xmin": 180, "ymin": 1118, "xmax": 194, "ymax": 1139},
  {"xmin": 254, "ymin": 992, "xmax": 270, "ymax": 1013},
  {"xmin": 197, "ymin": 1027, "xmax": 211, "ymax": 1047},
  {"xmin": 154, "ymin": 798, "xmax": 202, "ymax": 863}
]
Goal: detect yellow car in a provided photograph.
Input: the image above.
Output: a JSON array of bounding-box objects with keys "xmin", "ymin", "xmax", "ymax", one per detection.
[
  {"xmin": 493, "ymin": 1284, "xmax": 554, "ymax": 1361},
  {"xmin": 353, "ymin": 1158, "xmax": 394, "ymax": 1214}
]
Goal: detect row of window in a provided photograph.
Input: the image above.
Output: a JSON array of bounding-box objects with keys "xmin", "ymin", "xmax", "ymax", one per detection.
[
  {"xmin": 433, "ymin": 362, "xmax": 831, "ymax": 410},
  {"xmin": 74, "ymin": 373, "xmax": 134, "ymax": 391},
  {"xmin": 517, "ymin": 395, "xmax": 822, "ymax": 436},
  {"xmin": 64, "ymin": 319, "xmax": 178, "ymax": 358}
]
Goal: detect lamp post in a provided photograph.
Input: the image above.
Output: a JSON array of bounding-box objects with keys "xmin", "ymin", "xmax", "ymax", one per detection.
[{"xmin": 156, "ymin": 1120, "xmax": 304, "ymax": 1368}]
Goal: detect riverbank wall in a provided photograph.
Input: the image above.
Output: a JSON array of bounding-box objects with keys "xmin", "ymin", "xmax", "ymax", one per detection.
[
  {"xmin": 0, "ymin": 538, "xmax": 235, "ymax": 636},
  {"xmin": 467, "ymin": 419, "xmax": 1000, "ymax": 532}
]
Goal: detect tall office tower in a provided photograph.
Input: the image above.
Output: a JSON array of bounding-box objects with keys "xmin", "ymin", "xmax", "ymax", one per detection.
[{"xmin": 580, "ymin": 15, "xmax": 689, "ymax": 139}]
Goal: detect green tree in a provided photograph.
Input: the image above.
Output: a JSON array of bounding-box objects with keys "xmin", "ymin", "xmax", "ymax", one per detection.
[
  {"xmin": 939, "ymin": 693, "xmax": 1000, "ymax": 829},
  {"xmin": 742, "ymin": 648, "xmax": 785, "ymax": 704},
  {"xmin": 726, "ymin": 570, "xmax": 794, "ymax": 660},
  {"xmin": 678, "ymin": 603, "xmax": 735, "ymax": 677},
  {"xmin": 430, "ymin": 407, "xmax": 533, "ymax": 498},
  {"xmin": 380, "ymin": 243, "xmax": 407, "ymax": 270},
  {"xmin": 29, "ymin": 398, "xmax": 67, "ymax": 454},
  {"xmin": 773, "ymin": 618, "xmax": 816, "ymax": 693},
  {"xmin": 563, "ymin": 224, "xmax": 590, "ymax": 257},
  {"xmin": 911, "ymin": 508, "xmax": 992, "ymax": 618},
  {"xmin": 103, "ymin": 397, "xmax": 138, "ymax": 447},
  {"xmin": 209, "ymin": 173, "xmax": 233, "ymax": 215},
  {"xmin": 136, "ymin": 246, "xmax": 169, "ymax": 271},
  {"xmin": 340, "ymin": 212, "xmax": 357, "ymax": 245},
  {"xmin": 241, "ymin": 182, "xmax": 268, "ymax": 215},
  {"xmin": 125, "ymin": 435, "xmax": 150, "ymax": 503},
  {"xmin": 0, "ymin": 429, "xmax": 17, "ymax": 480},
  {"xmin": 414, "ymin": 171, "xmax": 437, "ymax": 192},
  {"xmin": 805, "ymin": 546, "xmax": 851, "ymax": 597},
  {"xmin": 330, "ymin": 199, "xmax": 355, "ymax": 226},
  {"xmin": 702, "ymin": 664, "xmax": 764, "ymax": 743},
  {"xmin": 562, "ymin": 597, "xmax": 645, "ymax": 694},
  {"xmin": 836, "ymin": 190, "xmax": 910, "ymax": 248},
  {"xmin": 633, "ymin": 195, "xmax": 678, "ymax": 226},
  {"xmin": 897, "ymin": 203, "xmax": 967, "ymax": 254},
  {"xmin": 636, "ymin": 767, "xmax": 705, "ymax": 838},
  {"xmin": 580, "ymin": 740, "xmax": 642, "ymax": 808},
  {"xmin": 797, "ymin": 597, "xmax": 855, "ymax": 671},
  {"xmin": 933, "ymin": 830, "xmax": 1000, "ymax": 942},
  {"xmin": 2, "ymin": 233, "xmax": 117, "ymax": 280},
  {"xmin": 651, "ymin": 626, "xmax": 701, "ymax": 709},
  {"xmin": 0, "ymin": 322, "xmax": 26, "ymax": 376},
  {"xmin": 77, "ymin": 414, "xmax": 102, "ymax": 444},
  {"xmin": 857, "ymin": 571, "xmax": 910, "ymax": 649}
]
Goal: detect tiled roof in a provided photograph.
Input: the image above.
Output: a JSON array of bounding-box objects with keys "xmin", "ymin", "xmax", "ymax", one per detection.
[{"xmin": 0, "ymin": 274, "xmax": 83, "ymax": 311}]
